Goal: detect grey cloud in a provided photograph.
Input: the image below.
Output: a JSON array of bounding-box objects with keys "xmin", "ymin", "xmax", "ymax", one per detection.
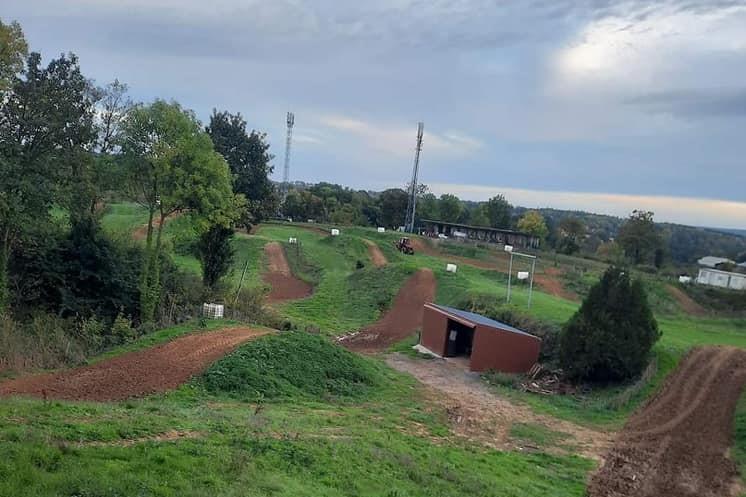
[{"xmin": 626, "ymin": 89, "xmax": 746, "ymax": 118}]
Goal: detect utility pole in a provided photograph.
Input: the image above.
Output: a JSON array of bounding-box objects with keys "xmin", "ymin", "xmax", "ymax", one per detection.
[
  {"xmin": 281, "ymin": 112, "xmax": 294, "ymax": 201},
  {"xmin": 404, "ymin": 122, "xmax": 424, "ymax": 233}
]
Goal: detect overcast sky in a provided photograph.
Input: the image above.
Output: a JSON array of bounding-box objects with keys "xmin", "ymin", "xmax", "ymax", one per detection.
[{"xmin": 6, "ymin": 0, "xmax": 746, "ymax": 228}]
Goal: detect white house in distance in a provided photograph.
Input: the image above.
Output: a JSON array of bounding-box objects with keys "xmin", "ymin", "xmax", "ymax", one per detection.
[
  {"xmin": 695, "ymin": 255, "xmax": 746, "ymax": 291},
  {"xmin": 697, "ymin": 256, "xmax": 735, "ymax": 268}
]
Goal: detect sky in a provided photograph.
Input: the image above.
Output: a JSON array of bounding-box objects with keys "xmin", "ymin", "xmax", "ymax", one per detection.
[{"xmin": 5, "ymin": 0, "xmax": 746, "ymax": 228}]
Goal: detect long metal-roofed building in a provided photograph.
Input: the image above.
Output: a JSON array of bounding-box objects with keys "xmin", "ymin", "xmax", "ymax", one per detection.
[
  {"xmin": 418, "ymin": 303, "xmax": 541, "ymax": 373},
  {"xmin": 420, "ymin": 219, "xmax": 540, "ymax": 249}
]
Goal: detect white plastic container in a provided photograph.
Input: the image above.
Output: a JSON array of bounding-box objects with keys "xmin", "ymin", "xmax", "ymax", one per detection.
[
  {"xmin": 288, "ymin": 237, "xmax": 297, "ymax": 244},
  {"xmin": 517, "ymin": 271, "xmax": 529, "ymax": 280},
  {"xmin": 446, "ymin": 263, "xmax": 458, "ymax": 273},
  {"xmin": 679, "ymin": 275, "xmax": 692, "ymax": 284},
  {"xmin": 377, "ymin": 227, "xmax": 385, "ymax": 233},
  {"xmin": 504, "ymin": 245, "xmax": 514, "ymax": 253},
  {"xmin": 331, "ymin": 229, "xmax": 340, "ymax": 236},
  {"xmin": 202, "ymin": 303, "xmax": 224, "ymax": 319}
]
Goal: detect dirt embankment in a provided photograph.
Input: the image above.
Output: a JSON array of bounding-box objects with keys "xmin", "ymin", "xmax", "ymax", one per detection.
[
  {"xmin": 588, "ymin": 346, "xmax": 746, "ymax": 497},
  {"xmin": 342, "ymin": 268, "xmax": 436, "ymax": 352},
  {"xmin": 665, "ymin": 284, "xmax": 707, "ymax": 316},
  {"xmin": 365, "ymin": 240, "xmax": 388, "ymax": 267},
  {"xmin": 386, "ymin": 353, "xmax": 612, "ymax": 460},
  {"xmin": 0, "ymin": 327, "xmax": 270, "ymax": 402},
  {"xmin": 263, "ymin": 242, "xmax": 313, "ymax": 303}
]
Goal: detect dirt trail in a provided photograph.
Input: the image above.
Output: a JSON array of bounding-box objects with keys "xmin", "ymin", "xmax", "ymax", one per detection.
[
  {"xmin": 0, "ymin": 327, "xmax": 270, "ymax": 402},
  {"xmin": 386, "ymin": 353, "xmax": 612, "ymax": 460},
  {"xmin": 263, "ymin": 242, "xmax": 313, "ymax": 303},
  {"xmin": 342, "ymin": 268, "xmax": 436, "ymax": 352},
  {"xmin": 666, "ymin": 284, "xmax": 707, "ymax": 316},
  {"xmin": 588, "ymin": 346, "xmax": 746, "ymax": 497},
  {"xmin": 409, "ymin": 239, "xmax": 576, "ymax": 300},
  {"xmin": 364, "ymin": 239, "xmax": 388, "ymax": 267}
]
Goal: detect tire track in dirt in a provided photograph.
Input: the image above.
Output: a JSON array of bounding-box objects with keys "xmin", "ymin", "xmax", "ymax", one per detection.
[
  {"xmin": 0, "ymin": 327, "xmax": 270, "ymax": 402},
  {"xmin": 341, "ymin": 268, "xmax": 436, "ymax": 352},
  {"xmin": 263, "ymin": 242, "xmax": 313, "ymax": 303},
  {"xmin": 364, "ymin": 239, "xmax": 388, "ymax": 267},
  {"xmin": 588, "ymin": 346, "xmax": 746, "ymax": 497}
]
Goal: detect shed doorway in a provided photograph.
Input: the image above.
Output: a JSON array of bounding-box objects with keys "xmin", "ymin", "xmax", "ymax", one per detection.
[{"xmin": 445, "ymin": 319, "xmax": 475, "ymax": 357}]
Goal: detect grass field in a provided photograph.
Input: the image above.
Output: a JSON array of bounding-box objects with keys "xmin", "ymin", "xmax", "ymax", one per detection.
[{"xmin": 66, "ymin": 211, "xmax": 746, "ymax": 495}]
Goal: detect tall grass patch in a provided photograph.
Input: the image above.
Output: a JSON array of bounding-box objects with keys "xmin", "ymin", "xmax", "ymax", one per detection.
[{"xmin": 202, "ymin": 332, "xmax": 390, "ymax": 401}]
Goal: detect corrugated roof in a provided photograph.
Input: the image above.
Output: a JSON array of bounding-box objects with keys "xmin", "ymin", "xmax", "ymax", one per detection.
[
  {"xmin": 698, "ymin": 256, "xmax": 735, "ymax": 267},
  {"xmin": 428, "ymin": 303, "xmax": 539, "ymax": 339}
]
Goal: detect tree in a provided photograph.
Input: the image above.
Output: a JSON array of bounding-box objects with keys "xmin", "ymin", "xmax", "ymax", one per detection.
[
  {"xmin": 517, "ymin": 210, "xmax": 548, "ymax": 240},
  {"xmin": 559, "ymin": 267, "xmax": 660, "ymax": 382},
  {"xmin": 438, "ymin": 194, "xmax": 463, "ymax": 223},
  {"xmin": 0, "ymin": 52, "xmax": 95, "ymax": 312},
  {"xmin": 617, "ymin": 210, "xmax": 662, "ymax": 265},
  {"xmin": 378, "ymin": 188, "xmax": 408, "ymax": 228},
  {"xmin": 207, "ymin": 110, "xmax": 276, "ymax": 226},
  {"xmin": 197, "ymin": 225, "xmax": 235, "ymax": 289},
  {"xmin": 416, "ymin": 193, "xmax": 439, "ymax": 222},
  {"xmin": 485, "ymin": 194, "xmax": 512, "ymax": 229},
  {"xmin": 120, "ymin": 100, "xmax": 235, "ymax": 322},
  {"xmin": 0, "ymin": 19, "xmax": 27, "ymax": 90},
  {"xmin": 558, "ymin": 216, "xmax": 585, "ymax": 255},
  {"xmin": 93, "ymin": 79, "xmax": 133, "ymax": 154}
]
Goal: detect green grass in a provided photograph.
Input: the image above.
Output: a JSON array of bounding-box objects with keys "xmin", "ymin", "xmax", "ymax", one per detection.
[
  {"xmin": 509, "ymin": 422, "xmax": 575, "ymax": 452},
  {"xmin": 0, "ymin": 330, "xmax": 594, "ymax": 497},
  {"xmin": 733, "ymin": 390, "xmax": 746, "ymax": 497},
  {"xmin": 100, "ymin": 202, "xmax": 149, "ymax": 235}
]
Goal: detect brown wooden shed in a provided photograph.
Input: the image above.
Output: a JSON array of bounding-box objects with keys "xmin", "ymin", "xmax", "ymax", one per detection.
[{"xmin": 418, "ymin": 303, "xmax": 541, "ymax": 373}]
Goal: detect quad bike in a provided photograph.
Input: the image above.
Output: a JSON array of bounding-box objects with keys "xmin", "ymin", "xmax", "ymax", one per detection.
[{"xmin": 394, "ymin": 237, "xmax": 415, "ymax": 255}]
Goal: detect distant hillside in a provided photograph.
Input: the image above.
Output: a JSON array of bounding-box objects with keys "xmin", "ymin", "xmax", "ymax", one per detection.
[{"xmin": 513, "ymin": 206, "xmax": 746, "ymax": 264}]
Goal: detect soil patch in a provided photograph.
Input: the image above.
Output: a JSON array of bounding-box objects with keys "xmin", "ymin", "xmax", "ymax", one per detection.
[
  {"xmin": 341, "ymin": 268, "xmax": 436, "ymax": 352},
  {"xmin": 665, "ymin": 284, "xmax": 707, "ymax": 316},
  {"xmin": 534, "ymin": 267, "xmax": 579, "ymax": 301},
  {"xmin": 588, "ymin": 346, "xmax": 746, "ymax": 497},
  {"xmin": 365, "ymin": 239, "xmax": 388, "ymax": 267},
  {"xmin": 79, "ymin": 430, "xmax": 202, "ymax": 447},
  {"xmin": 386, "ymin": 353, "xmax": 612, "ymax": 460},
  {"xmin": 0, "ymin": 327, "xmax": 269, "ymax": 402},
  {"xmin": 132, "ymin": 212, "xmax": 180, "ymax": 241},
  {"xmin": 263, "ymin": 242, "xmax": 313, "ymax": 303}
]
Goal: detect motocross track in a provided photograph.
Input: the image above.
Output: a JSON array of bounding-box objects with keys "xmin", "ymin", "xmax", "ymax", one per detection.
[
  {"xmin": 0, "ymin": 327, "xmax": 270, "ymax": 402},
  {"xmin": 263, "ymin": 242, "xmax": 313, "ymax": 303},
  {"xmin": 588, "ymin": 346, "xmax": 746, "ymax": 497},
  {"xmin": 342, "ymin": 268, "xmax": 436, "ymax": 352},
  {"xmin": 365, "ymin": 240, "xmax": 388, "ymax": 267},
  {"xmin": 666, "ymin": 284, "xmax": 707, "ymax": 316}
]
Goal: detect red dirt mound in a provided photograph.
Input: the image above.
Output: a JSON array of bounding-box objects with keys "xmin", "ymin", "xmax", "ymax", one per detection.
[
  {"xmin": 0, "ymin": 327, "xmax": 270, "ymax": 402},
  {"xmin": 342, "ymin": 268, "xmax": 437, "ymax": 352},
  {"xmin": 588, "ymin": 346, "xmax": 746, "ymax": 497},
  {"xmin": 365, "ymin": 240, "xmax": 388, "ymax": 267},
  {"xmin": 534, "ymin": 267, "xmax": 578, "ymax": 301},
  {"xmin": 263, "ymin": 242, "xmax": 313, "ymax": 303},
  {"xmin": 666, "ymin": 284, "xmax": 707, "ymax": 316}
]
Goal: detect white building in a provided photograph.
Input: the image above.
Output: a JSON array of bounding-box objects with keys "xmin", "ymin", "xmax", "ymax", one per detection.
[{"xmin": 697, "ymin": 268, "xmax": 746, "ymax": 291}]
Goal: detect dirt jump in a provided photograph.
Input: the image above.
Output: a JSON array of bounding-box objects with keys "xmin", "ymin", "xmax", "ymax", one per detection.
[
  {"xmin": 365, "ymin": 239, "xmax": 388, "ymax": 267},
  {"xmin": 0, "ymin": 327, "xmax": 270, "ymax": 402},
  {"xmin": 666, "ymin": 284, "xmax": 707, "ymax": 316},
  {"xmin": 263, "ymin": 242, "xmax": 313, "ymax": 303},
  {"xmin": 342, "ymin": 268, "xmax": 436, "ymax": 352},
  {"xmin": 588, "ymin": 346, "xmax": 746, "ymax": 497}
]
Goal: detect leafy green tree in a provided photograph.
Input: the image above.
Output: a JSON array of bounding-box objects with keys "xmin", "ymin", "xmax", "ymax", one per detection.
[
  {"xmin": 485, "ymin": 194, "xmax": 512, "ymax": 229},
  {"xmin": 0, "ymin": 19, "xmax": 27, "ymax": 90},
  {"xmin": 438, "ymin": 194, "xmax": 463, "ymax": 223},
  {"xmin": 468, "ymin": 205, "xmax": 490, "ymax": 227},
  {"xmin": 207, "ymin": 110, "xmax": 276, "ymax": 226},
  {"xmin": 517, "ymin": 210, "xmax": 548, "ymax": 240},
  {"xmin": 197, "ymin": 225, "xmax": 235, "ymax": 289},
  {"xmin": 416, "ymin": 193, "xmax": 439, "ymax": 222},
  {"xmin": 378, "ymin": 188, "xmax": 408, "ymax": 228},
  {"xmin": 559, "ymin": 267, "xmax": 660, "ymax": 382},
  {"xmin": 120, "ymin": 100, "xmax": 235, "ymax": 322},
  {"xmin": 617, "ymin": 210, "xmax": 662, "ymax": 265},
  {"xmin": 558, "ymin": 216, "xmax": 585, "ymax": 254},
  {"xmin": 0, "ymin": 52, "xmax": 95, "ymax": 312}
]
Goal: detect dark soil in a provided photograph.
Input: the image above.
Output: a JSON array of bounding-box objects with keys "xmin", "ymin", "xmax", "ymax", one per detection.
[
  {"xmin": 0, "ymin": 327, "xmax": 270, "ymax": 401},
  {"xmin": 343, "ymin": 268, "xmax": 436, "ymax": 352},
  {"xmin": 263, "ymin": 242, "xmax": 313, "ymax": 303},
  {"xmin": 588, "ymin": 346, "xmax": 746, "ymax": 497}
]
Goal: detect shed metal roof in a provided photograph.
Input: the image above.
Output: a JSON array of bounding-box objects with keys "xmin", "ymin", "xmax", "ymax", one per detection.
[{"xmin": 428, "ymin": 303, "xmax": 538, "ymax": 339}]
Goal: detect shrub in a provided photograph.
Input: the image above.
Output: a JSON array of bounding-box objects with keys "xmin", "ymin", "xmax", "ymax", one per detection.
[
  {"xmin": 559, "ymin": 267, "xmax": 660, "ymax": 382},
  {"xmin": 109, "ymin": 312, "xmax": 136, "ymax": 345},
  {"xmin": 202, "ymin": 332, "xmax": 388, "ymax": 401}
]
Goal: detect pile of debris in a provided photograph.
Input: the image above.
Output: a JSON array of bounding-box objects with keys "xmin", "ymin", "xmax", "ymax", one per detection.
[{"xmin": 520, "ymin": 363, "xmax": 577, "ymax": 395}]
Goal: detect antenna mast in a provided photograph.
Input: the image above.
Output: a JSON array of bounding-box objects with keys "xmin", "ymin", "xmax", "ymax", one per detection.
[
  {"xmin": 281, "ymin": 112, "xmax": 295, "ymax": 199},
  {"xmin": 405, "ymin": 122, "xmax": 424, "ymax": 233}
]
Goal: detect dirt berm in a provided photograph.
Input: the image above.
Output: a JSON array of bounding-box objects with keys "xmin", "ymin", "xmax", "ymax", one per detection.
[
  {"xmin": 0, "ymin": 327, "xmax": 269, "ymax": 402},
  {"xmin": 343, "ymin": 268, "xmax": 436, "ymax": 352},
  {"xmin": 263, "ymin": 242, "xmax": 313, "ymax": 303},
  {"xmin": 588, "ymin": 346, "xmax": 746, "ymax": 497}
]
